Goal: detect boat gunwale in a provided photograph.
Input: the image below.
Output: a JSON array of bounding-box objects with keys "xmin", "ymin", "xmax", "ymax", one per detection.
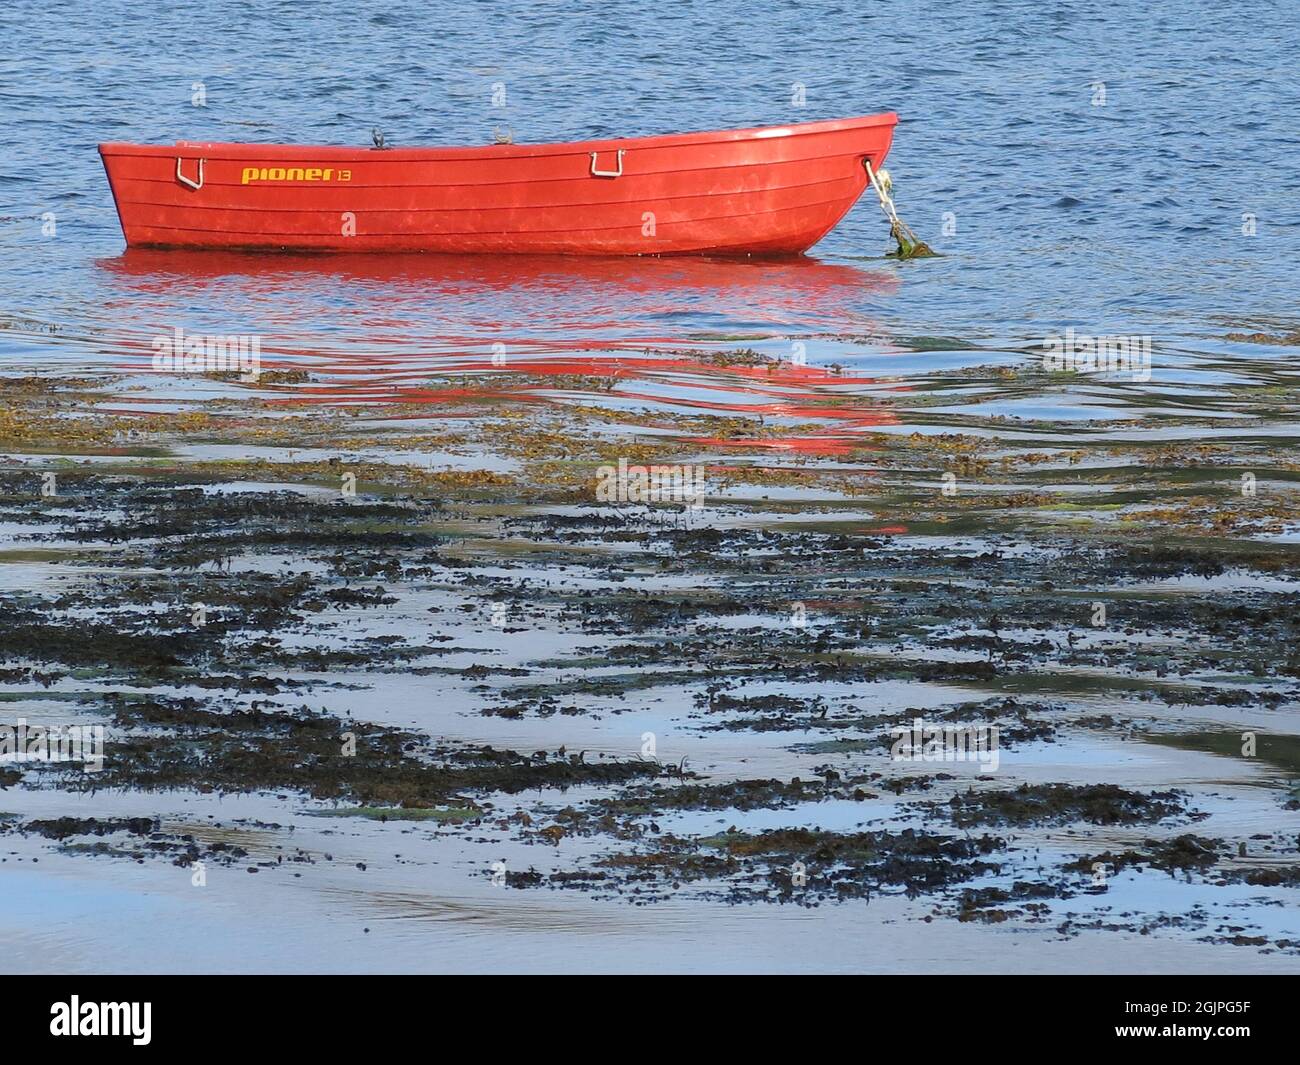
[
  {"xmin": 107, "ymin": 151, "xmax": 867, "ymax": 201},
  {"xmin": 98, "ymin": 112, "xmax": 898, "ymax": 162}
]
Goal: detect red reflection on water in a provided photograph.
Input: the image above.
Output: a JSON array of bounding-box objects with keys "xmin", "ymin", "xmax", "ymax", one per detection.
[
  {"xmin": 103, "ymin": 248, "xmax": 895, "ymax": 299},
  {"xmin": 97, "ymin": 248, "xmax": 906, "ymax": 449},
  {"xmin": 98, "ymin": 248, "xmax": 900, "ymax": 351}
]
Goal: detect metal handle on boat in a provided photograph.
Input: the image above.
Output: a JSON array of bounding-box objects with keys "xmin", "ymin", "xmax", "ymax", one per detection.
[
  {"xmin": 589, "ymin": 149, "xmax": 624, "ymax": 178},
  {"xmin": 176, "ymin": 156, "xmax": 205, "ymax": 191}
]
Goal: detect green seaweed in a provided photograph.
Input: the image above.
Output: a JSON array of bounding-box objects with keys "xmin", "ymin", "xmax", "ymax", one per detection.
[{"xmin": 309, "ymin": 805, "xmax": 482, "ymax": 822}]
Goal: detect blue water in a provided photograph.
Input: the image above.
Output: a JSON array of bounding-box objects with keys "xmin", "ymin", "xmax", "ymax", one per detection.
[{"xmin": 1, "ymin": 0, "xmax": 1298, "ymax": 387}]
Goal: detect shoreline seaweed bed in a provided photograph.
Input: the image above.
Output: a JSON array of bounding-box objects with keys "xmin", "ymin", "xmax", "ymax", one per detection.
[{"xmin": 2, "ymin": 366, "xmax": 1300, "ymax": 954}]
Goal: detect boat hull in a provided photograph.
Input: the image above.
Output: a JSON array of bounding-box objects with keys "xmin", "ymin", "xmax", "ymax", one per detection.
[{"xmin": 99, "ymin": 114, "xmax": 896, "ymax": 256}]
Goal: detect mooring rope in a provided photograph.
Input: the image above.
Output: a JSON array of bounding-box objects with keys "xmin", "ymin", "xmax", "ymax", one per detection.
[{"xmin": 864, "ymin": 159, "xmax": 934, "ymax": 260}]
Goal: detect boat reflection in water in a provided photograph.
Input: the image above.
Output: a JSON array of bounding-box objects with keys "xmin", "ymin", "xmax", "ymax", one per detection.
[{"xmin": 98, "ymin": 249, "xmax": 905, "ymax": 455}]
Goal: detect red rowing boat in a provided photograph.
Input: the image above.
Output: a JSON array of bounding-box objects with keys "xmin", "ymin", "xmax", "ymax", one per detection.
[{"xmin": 99, "ymin": 113, "xmax": 897, "ymax": 256}]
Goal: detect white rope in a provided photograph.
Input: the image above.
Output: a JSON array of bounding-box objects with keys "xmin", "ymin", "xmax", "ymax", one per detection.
[
  {"xmin": 864, "ymin": 160, "xmax": 901, "ymax": 230},
  {"xmin": 863, "ymin": 159, "xmax": 932, "ymax": 258}
]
